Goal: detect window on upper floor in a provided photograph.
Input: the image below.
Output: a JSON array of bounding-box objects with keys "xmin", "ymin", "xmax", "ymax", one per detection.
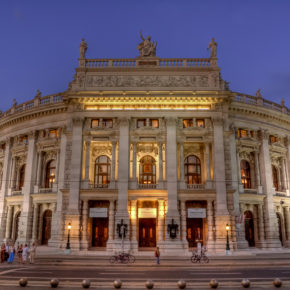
[
  {"xmin": 49, "ymin": 129, "xmax": 59, "ymax": 138},
  {"xmin": 269, "ymin": 135, "xmax": 278, "ymax": 145},
  {"xmin": 238, "ymin": 129, "xmax": 248, "ymax": 138},
  {"xmin": 240, "ymin": 160, "xmax": 251, "ymax": 189},
  {"xmin": 183, "ymin": 119, "xmax": 194, "ymax": 128},
  {"xmin": 103, "ymin": 119, "xmax": 113, "ymax": 128},
  {"xmin": 150, "ymin": 119, "xmax": 159, "ymax": 128},
  {"xmin": 196, "ymin": 119, "xmax": 205, "ymax": 128},
  {"xmin": 184, "ymin": 155, "xmax": 201, "ymax": 184},
  {"xmin": 19, "ymin": 135, "xmax": 28, "ymax": 145},
  {"xmin": 94, "ymin": 155, "xmax": 111, "ymax": 187},
  {"xmin": 18, "ymin": 164, "xmax": 26, "ymax": 190},
  {"xmin": 139, "ymin": 155, "xmax": 156, "ymax": 184},
  {"xmin": 45, "ymin": 160, "xmax": 56, "ymax": 188},
  {"xmin": 272, "ymin": 165, "xmax": 279, "ymax": 191},
  {"xmin": 137, "ymin": 119, "xmax": 146, "ymax": 128},
  {"xmin": 91, "ymin": 119, "xmax": 99, "ymax": 128}
]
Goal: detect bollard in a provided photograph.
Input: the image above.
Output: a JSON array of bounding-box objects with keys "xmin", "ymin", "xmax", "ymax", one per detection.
[
  {"xmin": 50, "ymin": 278, "xmax": 59, "ymax": 288},
  {"xmin": 145, "ymin": 280, "xmax": 154, "ymax": 289},
  {"xmin": 241, "ymin": 279, "xmax": 250, "ymax": 288},
  {"xmin": 177, "ymin": 280, "xmax": 187, "ymax": 289},
  {"xmin": 209, "ymin": 279, "xmax": 219, "ymax": 289},
  {"xmin": 113, "ymin": 279, "xmax": 122, "ymax": 289},
  {"xmin": 19, "ymin": 278, "xmax": 28, "ymax": 287},
  {"xmin": 82, "ymin": 279, "xmax": 91, "ymax": 288},
  {"xmin": 273, "ymin": 278, "xmax": 282, "ymax": 288}
]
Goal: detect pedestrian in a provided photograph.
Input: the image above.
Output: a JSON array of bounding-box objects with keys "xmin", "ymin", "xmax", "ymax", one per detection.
[
  {"xmin": 17, "ymin": 244, "xmax": 23, "ymax": 264},
  {"xmin": 29, "ymin": 243, "xmax": 36, "ymax": 264},
  {"xmin": 154, "ymin": 246, "xmax": 160, "ymax": 265},
  {"xmin": 5, "ymin": 243, "xmax": 9, "ymax": 261},
  {"xmin": 22, "ymin": 244, "xmax": 29, "ymax": 264},
  {"xmin": 7, "ymin": 244, "xmax": 15, "ymax": 264},
  {"xmin": 1, "ymin": 243, "xmax": 5, "ymax": 263}
]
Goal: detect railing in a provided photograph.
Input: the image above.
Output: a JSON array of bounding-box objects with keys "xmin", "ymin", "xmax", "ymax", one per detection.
[
  {"xmin": 0, "ymin": 93, "xmax": 64, "ymax": 120},
  {"xmin": 243, "ymin": 188, "xmax": 258, "ymax": 194},
  {"xmin": 138, "ymin": 184, "xmax": 157, "ymax": 189},
  {"xmin": 11, "ymin": 190, "xmax": 22, "ymax": 196},
  {"xmin": 92, "ymin": 184, "xmax": 109, "ymax": 189},
  {"xmin": 39, "ymin": 188, "xmax": 54, "ymax": 193},
  {"xmin": 274, "ymin": 191, "xmax": 287, "ymax": 197},
  {"xmin": 187, "ymin": 184, "xmax": 204, "ymax": 189},
  {"xmin": 85, "ymin": 57, "xmax": 211, "ymax": 68},
  {"xmin": 233, "ymin": 92, "xmax": 289, "ymax": 115}
]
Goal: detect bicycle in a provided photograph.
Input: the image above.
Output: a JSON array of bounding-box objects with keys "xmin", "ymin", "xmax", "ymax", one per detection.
[
  {"xmin": 109, "ymin": 252, "xmax": 135, "ymax": 264},
  {"xmin": 191, "ymin": 247, "xmax": 209, "ymax": 263}
]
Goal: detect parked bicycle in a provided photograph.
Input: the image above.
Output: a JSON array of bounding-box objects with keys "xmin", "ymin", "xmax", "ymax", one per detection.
[
  {"xmin": 191, "ymin": 246, "xmax": 209, "ymax": 263},
  {"xmin": 109, "ymin": 252, "xmax": 135, "ymax": 264}
]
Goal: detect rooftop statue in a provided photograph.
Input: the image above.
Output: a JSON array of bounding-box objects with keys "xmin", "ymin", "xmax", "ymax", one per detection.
[
  {"xmin": 256, "ymin": 88, "xmax": 262, "ymax": 98},
  {"xmin": 208, "ymin": 37, "xmax": 217, "ymax": 58},
  {"xmin": 137, "ymin": 31, "xmax": 157, "ymax": 57},
  {"xmin": 35, "ymin": 89, "xmax": 42, "ymax": 99},
  {"xmin": 80, "ymin": 38, "xmax": 88, "ymax": 59}
]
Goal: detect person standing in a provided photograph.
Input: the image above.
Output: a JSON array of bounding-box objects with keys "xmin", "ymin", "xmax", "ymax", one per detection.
[
  {"xmin": 7, "ymin": 244, "xmax": 15, "ymax": 264},
  {"xmin": 17, "ymin": 244, "xmax": 23, "ymax": 264},
  {"xmin": 1, "ymin": 243, "xmax": 5, "ymax": 263},
  {"xmin": 154, "ymin": 246, "xmax": 160, "ymax": 265},
  {"xmin": 29, "ymin": 243, "xmax": 36, "ymax": 264},
  {"xmin": 22, "ymin": 244, "xmax": 29, "ymax": 264}
]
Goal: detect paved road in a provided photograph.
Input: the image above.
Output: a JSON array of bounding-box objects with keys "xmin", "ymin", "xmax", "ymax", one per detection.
[{"xmin": 0, "ymin": 262, "xmax": 290, "ymax": 289}]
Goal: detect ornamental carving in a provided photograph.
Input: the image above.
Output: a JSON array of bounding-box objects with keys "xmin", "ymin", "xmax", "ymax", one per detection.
[
  {"xmin": 15, "ymin": 155, "xmax": 27, "ymax": 170},
  {"xmin": 84, "ymin": 75, "xmax": 210, "ymax": 88},
  {"xmin": 92, "ymin": 145, "xmax": 112, "ymax": 157},
  {"xmin": 43, "ymin": 150, "xmax": 57, "ymax": 163},
  {"xmin": 137, "ymin": 143, "xmax": 158, "ymax": 157}
]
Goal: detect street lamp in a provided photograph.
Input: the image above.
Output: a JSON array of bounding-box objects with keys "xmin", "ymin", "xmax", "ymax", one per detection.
[
  {"xmin": 66, "ymin": 223, "xmax": 71, "ymax": 250},
  {"xmin": 226, "ymin": 224, "xmax": 230, "ymax": 253}
]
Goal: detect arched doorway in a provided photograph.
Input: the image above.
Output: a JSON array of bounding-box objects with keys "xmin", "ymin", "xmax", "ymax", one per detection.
[
  {"xmin": 244, "ymin": 211, "xmax": 255, "ymax": 247},
  {"xmin": 14, "ymin": 211, "xmax": 21, "ymax": 241},
  {"xmin": 42, "ymin": 210, "xmax": 52, "ymax": 245},
  {"xmin": 276, "ymin": 213, "xmax": 283, "ymax": 245}
]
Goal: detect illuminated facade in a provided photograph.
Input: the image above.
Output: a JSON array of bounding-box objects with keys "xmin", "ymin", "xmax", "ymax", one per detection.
[{"xmin": 0, "ymin": 37, "xmax": 289, "ymax": 254}]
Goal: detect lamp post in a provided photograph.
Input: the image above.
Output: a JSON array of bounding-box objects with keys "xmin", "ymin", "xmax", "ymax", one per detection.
[
  {"xmin": 66, "ymin": 223, "xmax": 71, "ymax": 252},
  {"xmin": 226, "ymin": 224, "xmax": 230, "ymax": 254}
]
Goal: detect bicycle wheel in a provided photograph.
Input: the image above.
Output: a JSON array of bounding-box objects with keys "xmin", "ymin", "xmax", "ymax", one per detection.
[
  {"xmin": 191, "ymin": 255, "xmax": 198, "ymax": 263},
  {"xmin": 121, "ymin": 255, "xmax": 129, "ymax": 264},
  {"xmin": 128, "ymin": 254, "xmax": 135, "ymax": 263},
  {"xmin": 109, "ymin": 256, "xmax": 116, "ymax": 264},
  {"xmin": 202, "ymin": 256, "xmax": 209, "ymax": 263}
]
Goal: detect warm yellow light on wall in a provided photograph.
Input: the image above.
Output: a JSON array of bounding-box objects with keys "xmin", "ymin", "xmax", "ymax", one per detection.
[{"xmin": 85, "ymin": 105, "xmax": 211, "ymax": 111}]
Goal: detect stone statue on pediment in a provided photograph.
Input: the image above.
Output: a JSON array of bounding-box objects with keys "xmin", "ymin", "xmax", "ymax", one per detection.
[
  {"xmin": 80, "ymin": 38, "xmax": 88, "ymax": 59},
  {"xmin": 256, "ymin": 88, "xmax": 262, "ymax": 98},
  {"xmin": 137, "ymin": 31, "xmax": 157, "ymax": 57},
  {"xmin": 208, "ymin": 37, "xmax": 217, "ymax": 58},
  {"xmin": 35, "ymin": 89, "xmax": 42, "ymax": 99}
]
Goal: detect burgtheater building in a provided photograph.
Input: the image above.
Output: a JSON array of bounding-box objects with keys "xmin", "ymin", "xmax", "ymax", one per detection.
[{"xmin": 0, "ymin": 35, "xmax": 289, "ymax": 255}]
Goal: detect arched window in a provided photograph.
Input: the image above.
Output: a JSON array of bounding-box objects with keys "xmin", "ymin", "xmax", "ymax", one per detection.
[
  {"xmin": 45, "ymin": 160, "xmax": 56, "ymax": 188},
  {"xmin": 139, "ymin": 156, "xmax": 156, "ymax": 184},
  {"xmin": 95, "ymin": 155, "xmax": 111, "ymax": 187},
  {"xmin": 272, "ymin": 165, "xmax": 279, "ymax": 191},
  {"xmin": 184, "ymin": 155, "xmax": 201, "ymax": 184},
  {"xmin": 18, "ymin": 165, "xmax": 25, "ymax": 190},
  {"xmin": 240, "ymin": 160, "xmax": 251, "ymax": 189}
]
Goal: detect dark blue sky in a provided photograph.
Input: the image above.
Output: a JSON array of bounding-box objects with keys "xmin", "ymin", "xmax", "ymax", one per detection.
[{"xmin": 1, "ymin": 0, "xmax": 289, "ymax": 111}]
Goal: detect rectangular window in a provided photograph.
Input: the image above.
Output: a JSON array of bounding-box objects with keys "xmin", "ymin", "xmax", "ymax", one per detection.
[
  {"xmin": 196, "ymin": 119, "xmax": 205, "ymax": 128},
  {"xmin": 150, "ymin": 119, "xmax": 159, "ymax": 128},
  {"xmin": 49, "ymin": 129, "xmax": 59, "ymax": 138},
  {"xmin": 269, "ymin": 135, "xmax": 278, "ymax": 144},
  {"xmin": 183, "ymin": 119, "xmax": 193, "ymax": 128},
  {"xmin": 103, "ymin": 119, "xmax": 113, "ymax": 128},
  {"xmin": 238, "ymin": 129, "xmax": 248, "ymax": 138},
  {"xmin": 137, "ymin": 119, "xmax": 146, "ymax": 128},
  {"xmin": 91, "ymin": 119, "xmax": 99, "ymax": 128},
  {"xmin": 19, "ymin": 135, "xmax": 28, "ymax": 145}
]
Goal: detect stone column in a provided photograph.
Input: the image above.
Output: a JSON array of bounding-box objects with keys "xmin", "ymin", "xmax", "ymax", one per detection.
[
  {"xmin": 10, "ymin": 157, "xmax": 16, "ymax": 190},
  {"xmin": 31, "ymin": 203, "xmax": 39, "ymax": 243},
  {"xmin": 254, "ymin": 151, "xmax": 262, "ymax": 193},
  {"xmin": 114, "ymin": 118, "xmax": 130, "ymax": 251},
  {"xmin": 130, "ymin": 200, "xmax": 138, "ymax": 252},
  {"xmin": 179, "ymin": 142, "xmax": 185, "ymax": 187},
  {"xmin": 282, "ymin": 158, "xmax": 288, "ymax": 192},
  {"xmin": 19, "ymin": 131, "xmax": 37, "ymax": 244},
  {"xmin": 53, "ymin": 150, "xmax": 60, "ymax": 191},
  {"xmin": 207, "ymin": 200, "xmax": 215, "ymax": 251},
  {"xmin": 158, "ymin": 142, "xmax": 163, "ymax": 186},
  {"xmin": 5, "ymin": 205, "xmax": 13, "ymax": 241},
  {"xmin": 107, "ymin": 200, "xmax": 115, "ymax": 250},
  {"xmin": 205, "ymin": 142, "xmax": 212, "ymax": 188},
  {"xmin": 157, "ymin": 200, "xmax": 165, "ymax": 244},
  {"xmin": 111, "ymin": 141, "xmax": 116, "ymax": 182},
  {"xmin": 285, "ymin": 207, "xmax": 290, "ymax": 247},
  {"xmin": 132, "ymin": 142, "xmax": 137, "ymax": 181},
  {"xmin": 84, "ymin": 140, "xmax": 90, "ymax": 188},
  {"xmin": 36, "ymin": 152, "xmax": 43, "ymax": 188},
  {"xmin": 180, "ymin": 200, "xmax": 187, "ymax": 243},
  {"xmin": 253, "ymin": 206, "xmax": 259, "ymax": 246},
  {"xmin": 81, "ymin": 200, "xmax": 89, "ymax": 250},
  {"xmin": 259, "ymin": 130, "xmax": 280, "ymax": 248},
  {"xmin": 236, "ymin": 151, "xmax": 243, "ymax": 193},
  {"xmin": 257, "ymin": 203, "xmax": 265, "ymax": 247}
]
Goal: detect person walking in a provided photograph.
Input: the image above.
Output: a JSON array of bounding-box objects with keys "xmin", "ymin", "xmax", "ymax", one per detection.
[
  {"xmin": 7, "ymin": 244, "xmax": 15, "ymax": 264},
  {"xmin": 1, "ymin": 243, "xmax": 5, "ymax": 263},
  {"xmin": 22, "ymin": 244, "xmax": 29, "ymax": 264},
  {"xmin": 154, "ymin": 246, "xmax": 160, "ymax": 265},
  {"xmin": 29, "ymin": 243, "xmax": 36, "ymax": 264},
  {"xmin": 17, "ymin": 244, "xmax": 23, "ymax": 264}
]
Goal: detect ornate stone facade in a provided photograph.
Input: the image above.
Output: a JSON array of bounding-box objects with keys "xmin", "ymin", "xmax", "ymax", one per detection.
[{"xmin": 0, "ymin": 37, "xmax": 289, "ymax": 255}]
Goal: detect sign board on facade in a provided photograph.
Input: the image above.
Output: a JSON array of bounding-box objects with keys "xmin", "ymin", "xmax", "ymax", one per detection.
[
  {"xmin": 138, "ymin": 208, "xmax": 157, "ymax": 218},
  {"xmin": 188, "ymin": 208, "xmax": 206, "ymax": 218},
  {"xmin": 89, "ymin": 208, "xmax": 108, "ymax": 218}
]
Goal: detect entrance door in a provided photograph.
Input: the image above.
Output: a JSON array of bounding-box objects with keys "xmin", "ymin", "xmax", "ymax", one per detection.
[
  {"xmin": 139, "ymin": 218, "xmax": 156, "ymax": 248},
  {"xmin": 42, "ymin": 210, "xmax": 52, "ymax": 245},
  {"xmin": 244, "ymin": 211, "xmax": 255, "ymax": 247},
  {"xmin": 14, "ymin": 212, "xmax": 21, "ymax": 241},
  {"xmin": 186, "ymin": 218, "xmax": 203, "ymax": 247},
  {"xmin": 92, "ymin": 218, "xmax": 108, "ymax": 247},
  {"xmin": 276, "ymin": 213, "xmax": 283, "ymax": 245}
]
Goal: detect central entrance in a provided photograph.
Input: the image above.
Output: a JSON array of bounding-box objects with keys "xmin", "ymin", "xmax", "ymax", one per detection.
[
  {"xmin": 139, "ymin": 218, "xmax": 156, "ymax": 248},
  {"xmin": 187, "ymin": 218, "xmax": 203, "ymax": 248},
  {"xmin": 92, "ymin": 217, "xmax": 108, "ymax": 247}
]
